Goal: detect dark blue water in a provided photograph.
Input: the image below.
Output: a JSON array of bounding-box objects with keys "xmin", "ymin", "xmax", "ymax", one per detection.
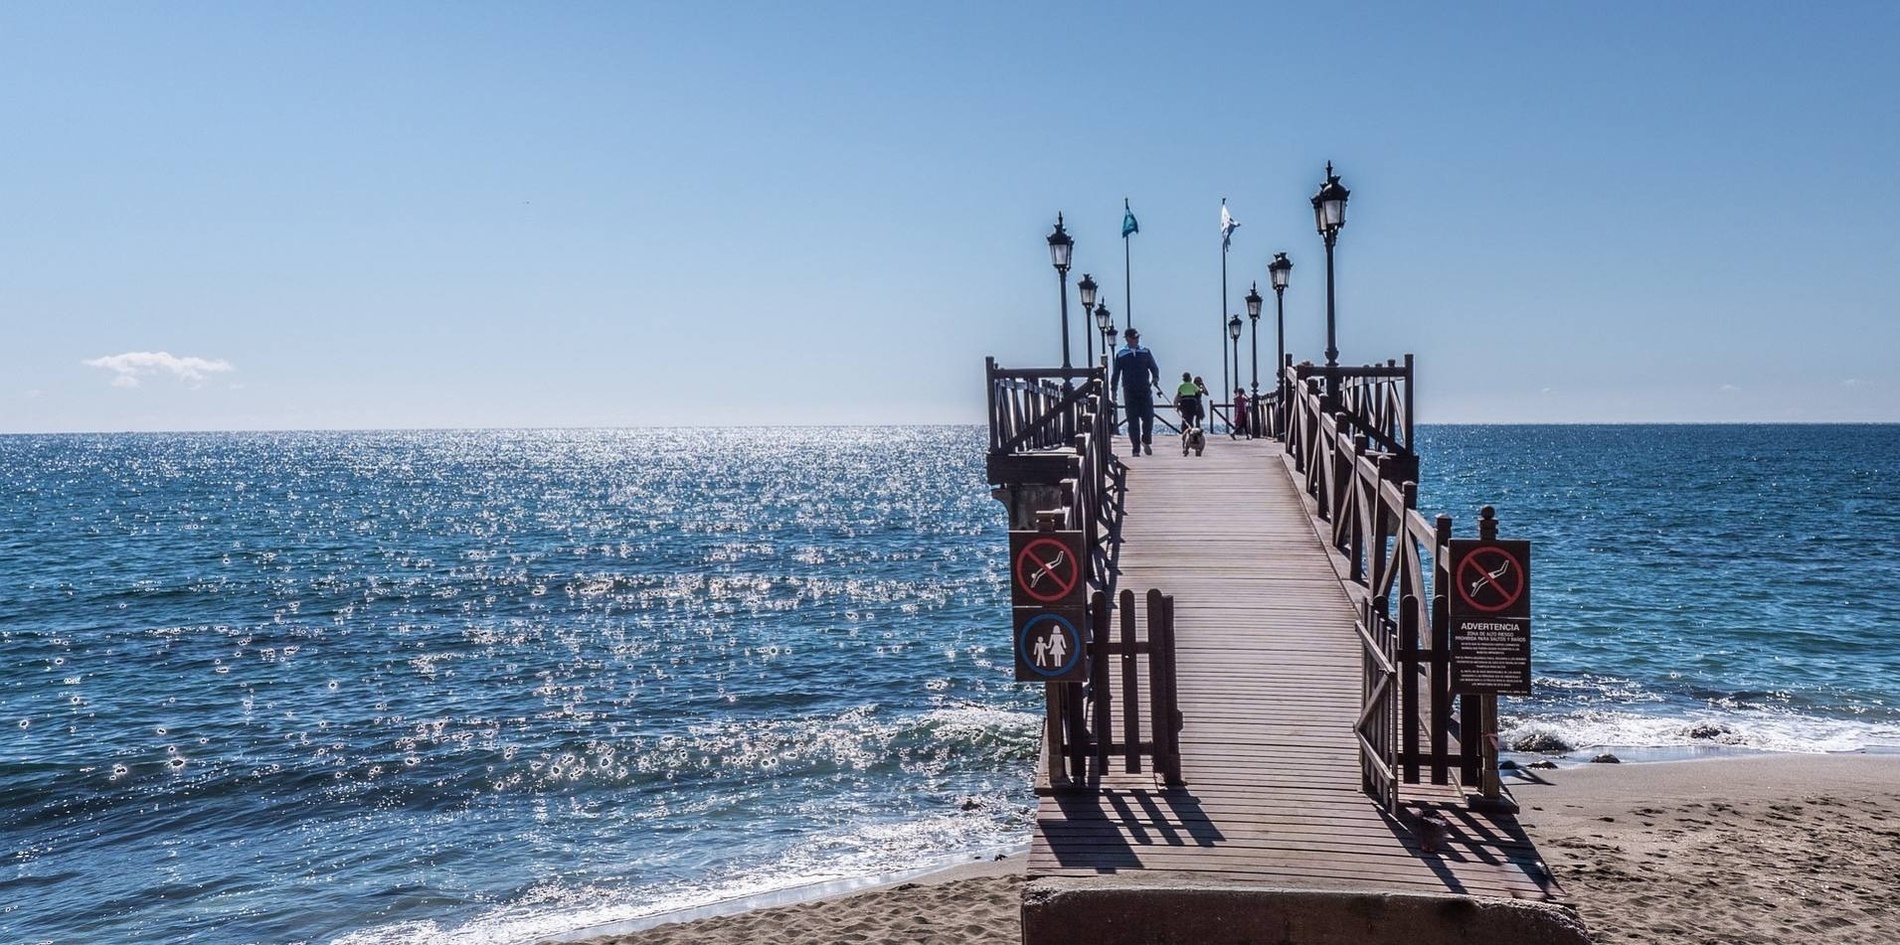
[
  {"xmin": 1421, "ymin": 424, "xmax": 1900, "ymax": 753},
  {"xmin": 1, "ymin": 429, "xmax": 1034, "ymax": 945},
  {"xmin": 4, "ymin": 425, "xmax": 1896, "ymax": 943}
]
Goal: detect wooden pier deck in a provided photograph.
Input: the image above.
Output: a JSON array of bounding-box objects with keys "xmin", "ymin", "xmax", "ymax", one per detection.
[{"xmin": 1026, "ymin": 438, "xmax": 1561, "ymax": 901}]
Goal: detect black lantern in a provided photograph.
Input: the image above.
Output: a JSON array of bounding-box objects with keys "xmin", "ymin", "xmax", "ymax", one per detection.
[
  {"xmin": 1046, "ymin": 214, "xmax": 1075, "ymax": 375},
  {"xmin": 1245, "ymin": 282, "xmax": 1264, "ymax": 411},
  {"xmin": 1047, "ymin": 215, "xmax": 1074, "ymax": 272},
  {"xmin": 1227, "ymin": 314, "xmax": 1244, "ymax": 436},
  {"xmin": 1077, "ymin": 273, "xmax": 1098, "ymax": 364},
  {"xmin": 1269, "ymin": 252, "xmax": 1293, "ymax": 291},
  {"xmin": 1311, "ymin": 163, "xmax": 1349, "ymax": 376},
  {"xmin": 1311, "ymin": 162, "xmax": 1349, "ymax": 239},
  {"xmin": 1268, "ymin": 252, "xmax": 1293, "ymax": 436}
]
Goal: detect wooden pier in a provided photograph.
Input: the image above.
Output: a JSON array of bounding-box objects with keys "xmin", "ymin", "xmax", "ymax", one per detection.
[{"xmin": 986, "ymin": 360, "xmax": 1588, "ymax": 945}]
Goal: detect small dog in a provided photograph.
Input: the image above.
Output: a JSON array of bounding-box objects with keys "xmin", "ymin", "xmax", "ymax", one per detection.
[
  {"xmin": 1413, "ymin": 807, "xmax": 1452, "ymax": 854},
  {"xmin": 1181, "ymin": 423, "xmax": 1205, "ymax": 456}
]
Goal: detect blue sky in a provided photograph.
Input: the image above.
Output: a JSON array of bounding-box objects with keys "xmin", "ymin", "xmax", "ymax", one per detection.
[{"xmin": 3, "ymin": 2, "xmax": 1896, "ymax": 432}]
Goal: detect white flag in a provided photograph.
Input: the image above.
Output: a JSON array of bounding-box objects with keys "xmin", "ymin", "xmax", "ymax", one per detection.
[{"xmin": 1220, "ymin": 199, "xmax": 1240, "ymax": 251}]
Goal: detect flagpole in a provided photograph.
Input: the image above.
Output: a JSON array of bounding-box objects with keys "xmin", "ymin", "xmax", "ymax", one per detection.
[
  {"xmin": 1122, "ymin": 198, "xmax": 1135, "ymax": 331},
  {"xmin": 1220, "ymin": 198, "xmax": 1230, "ymax": 432},
  {"xmin": 1124, "ymin": 224, "xmax": 1133, "ymax": 332}
]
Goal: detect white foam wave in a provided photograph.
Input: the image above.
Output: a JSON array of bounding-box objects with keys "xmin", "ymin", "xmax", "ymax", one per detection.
[{"xmin": 1504, "ymin": 706, "xmax": 1900, "ymax": 755}]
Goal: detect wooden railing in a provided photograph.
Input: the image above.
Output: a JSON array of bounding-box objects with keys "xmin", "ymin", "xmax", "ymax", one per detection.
[
  {"xmin": 985, "ymin": 359, "xmax": 1121, "ymax": 598},
  {"xmin": 986, "ymin": 358, "xmax": 1182, "ymax": 790},
  {"xmin": 1277, "ymin": 355, "xmax": 1495, "ymax": 812},
  {"xmin": 986, "ymin": 360, "xmax": 1101, "ymax": 455}
]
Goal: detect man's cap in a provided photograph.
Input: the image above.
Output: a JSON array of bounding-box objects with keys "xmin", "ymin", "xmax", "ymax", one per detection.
[{"xmin": 1123, "ymin": 328, "xmax": 1139, "ymax": 339}]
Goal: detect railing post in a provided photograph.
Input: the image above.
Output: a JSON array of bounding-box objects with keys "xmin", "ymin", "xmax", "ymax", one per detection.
[
  {"xmin": 1473, "ymin": 505, "xmax": 1505, "ymax": 805},
  {"xmin": 1148, "ymin": 590, "xmax": 1183, "ymax": 787},
  {"xmin": 1436, "ymin": 514, "xmax": 1469, "ymax": 787},
  {"xmin": 1399, "ymin": 590, "xmax": 1420, "ymax": 785},
  {"xmin": 1348, "ymin": 434, "xmax": 1368, "ymax": 581},
  {"xmin": 1044, "ymin": 681, "xmax": 1069, "ymax": 790},
  {"xmin": 1089, "ymin": 589, "xmax": 1110, "ymax": 779},
  {"xmin": 986, "ymin": 357, "xmax": 1000, "ymax": 453},
  {"xmin": 1403, "ymin": 353, "xmax": 1415, "ymax": 455},
  {"xmin": 1119, "ymin": 588, "xmax": 1141, "ymax": 774}
]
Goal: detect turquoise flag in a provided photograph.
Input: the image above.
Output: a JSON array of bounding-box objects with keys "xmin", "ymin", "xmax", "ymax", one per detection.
[{"xmin": 1121, "ymin": 199, "xmax": 1139, "ymax": 238}]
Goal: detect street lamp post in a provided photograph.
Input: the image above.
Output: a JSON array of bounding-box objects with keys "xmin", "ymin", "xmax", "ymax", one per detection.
[
  {"xmin": 1226, "ymin": 314, "xmax": 1243, "ymax": 435},
  {"xmin": 1245, "ymin": 282, "xmax": 1264, "ymax": 433},
  {"xmin": 1077, "ymin": 273, "xmax": 1098, "ymax": 366},
  {"xmin": 1094, "ymin": 301, "xmax": 1114, "ymax": 366},
  {"xmin": 1047, "ymin": 214, "xmax": 1075, "ymax": 381},
  {"xmin": 1311, "ymin": 163, "xmax": 1349, "ymax": 406},
  {"xmin": 1268, "ymin": 252, "xmax": 1293, "ymax": 437}
]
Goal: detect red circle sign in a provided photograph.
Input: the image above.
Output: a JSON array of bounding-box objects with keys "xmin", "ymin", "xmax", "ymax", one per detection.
[
  {"xmin": 1014, "ymin": 537, "xmax": 1080, "ymax": 604},
  {"xmin": 1456, "ymin": 546, "xmax": 1525, "ymax": 614}
]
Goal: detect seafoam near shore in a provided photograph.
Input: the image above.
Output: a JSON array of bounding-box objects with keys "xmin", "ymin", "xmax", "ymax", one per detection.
[{"xmin": 550, "ymin": 753, "xmax": 1900, "ymax": 945}]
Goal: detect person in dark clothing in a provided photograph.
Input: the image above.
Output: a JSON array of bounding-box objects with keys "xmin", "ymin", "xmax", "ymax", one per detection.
[{"xmin": 1111, "ymin": 328, "xmax": 1161, "ymax": 456}]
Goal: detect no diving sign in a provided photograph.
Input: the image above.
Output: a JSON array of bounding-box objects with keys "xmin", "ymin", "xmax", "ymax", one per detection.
[
  {"xmin": 1447, "ymin": 538, "xmax": 1532, "ymax": 695},
  {"xmin": 1009, "ymin": 530, "xmax": 1086, "ymax": 607},
  {"xmin": 1448, "ymin": 539, "xmax": 1530, "ymax": 619}
]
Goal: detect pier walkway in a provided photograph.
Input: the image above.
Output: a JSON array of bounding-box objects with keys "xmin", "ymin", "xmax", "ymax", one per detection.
[
  {"xmin": 1027, "ymin": 439, "xmax": 1554, "ymax": 897},
  {"xmin": 986, "ymin": 359, "xmax": 1586, "ymax": 944}
]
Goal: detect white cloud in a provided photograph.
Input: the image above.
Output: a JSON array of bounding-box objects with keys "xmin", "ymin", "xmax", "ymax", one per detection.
[{"xmin": 83, "ymin": 351, "xmax": 235, "ymax": 388}]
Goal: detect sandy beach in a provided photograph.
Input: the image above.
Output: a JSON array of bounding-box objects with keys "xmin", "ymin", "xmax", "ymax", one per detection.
[
  {"xmin": 550, "ymin": 753, "xmax": 1900, "ymax": 945},
  {"xmin": 1511, "ymin": 753, "xmax": 1900, "ymax": 943}
]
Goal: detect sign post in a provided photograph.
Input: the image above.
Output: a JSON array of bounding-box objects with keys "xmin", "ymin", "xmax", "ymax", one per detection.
[
  {"xmin": 1446, "ymin": 507, "xmax": 1529, "ymax": 812},
  {"xmin": 1009, "ymin": 529, "xmax": 1089, "ymax": 682}
]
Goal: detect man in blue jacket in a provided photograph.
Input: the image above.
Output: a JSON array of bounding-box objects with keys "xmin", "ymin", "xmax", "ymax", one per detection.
[{"xmin": 1110, "ymin": 328, "xmax": 1161, "ymax": 456}]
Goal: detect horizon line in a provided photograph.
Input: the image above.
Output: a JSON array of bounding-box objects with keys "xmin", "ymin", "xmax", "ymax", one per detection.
[{"xmin": 6, "ymin": 419, "xmax": 1900, "ymax": 437}]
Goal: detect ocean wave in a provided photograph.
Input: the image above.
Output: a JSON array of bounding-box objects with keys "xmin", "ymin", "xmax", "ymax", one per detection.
[{"xmin": 1502, "ymin": 705, "xmax": 1900, "ymax": 755}]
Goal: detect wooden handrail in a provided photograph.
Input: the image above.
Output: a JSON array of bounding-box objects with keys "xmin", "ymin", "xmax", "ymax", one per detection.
[{"xmin": 1276, "ymin": 354, "xmax": 1494, "ymax": 810}]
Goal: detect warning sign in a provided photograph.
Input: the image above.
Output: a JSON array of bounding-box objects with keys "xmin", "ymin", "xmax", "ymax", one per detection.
[
  {"xmin": 1010, "ymin": 531, "xmax": 1086, "ymax": 607},
  {"xmin": 1450, "ymin": 617, "xmax": 1532, "ymax": 696},
  {"xmin": 1448, "ymin": 540, "xmax": 1530, "ymax": 619},
  {"xmin": 1014, "ymin": 606, "xmax": 1089, "ymax": 682}
]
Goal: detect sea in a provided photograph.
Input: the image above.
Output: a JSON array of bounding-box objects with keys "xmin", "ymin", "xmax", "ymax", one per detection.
[{"xmin": 3, "ymin": 424, "xmax": 1897, "ymax": 944}]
